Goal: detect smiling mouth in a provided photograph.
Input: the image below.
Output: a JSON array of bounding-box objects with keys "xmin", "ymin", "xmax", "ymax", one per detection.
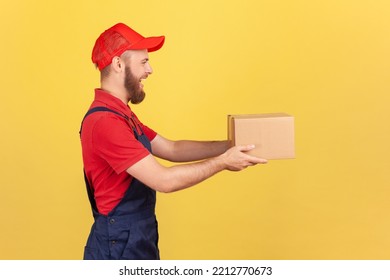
[{"xmin": 139, "ymin": 76, "xmax": 148, "ymax": 88}]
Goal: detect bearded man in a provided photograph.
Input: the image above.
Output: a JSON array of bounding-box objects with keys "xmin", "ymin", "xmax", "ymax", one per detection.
[{"xmin": 79, "ymin": 23, "xmax": 267, "ymax": 260}]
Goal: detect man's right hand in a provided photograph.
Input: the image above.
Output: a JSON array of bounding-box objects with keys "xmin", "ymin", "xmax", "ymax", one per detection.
[{"xmin": 219, "ymin": 145, "xmax": 268, "ymax": 171}]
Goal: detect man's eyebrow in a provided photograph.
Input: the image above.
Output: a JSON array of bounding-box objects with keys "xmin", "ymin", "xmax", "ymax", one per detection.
[{"xmin": 142, "ymin": 58, "xmax": 149, "ymax": 62}]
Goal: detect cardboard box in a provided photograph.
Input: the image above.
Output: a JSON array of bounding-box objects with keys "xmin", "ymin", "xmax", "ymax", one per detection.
[{"xmin": 228, "ymin": 113, "xmax": 295, "ymax": 159}]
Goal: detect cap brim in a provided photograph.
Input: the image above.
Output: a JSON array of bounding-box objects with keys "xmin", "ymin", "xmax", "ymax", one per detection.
[{"xmin": 131, "ymin": 36, "xmax": 165, "ymax": 52}]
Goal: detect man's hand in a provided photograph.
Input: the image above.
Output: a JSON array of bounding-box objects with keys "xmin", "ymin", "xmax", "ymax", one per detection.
[{"xmin": 219, "ymin": 145, "xmax": 268, "ymax": 171}]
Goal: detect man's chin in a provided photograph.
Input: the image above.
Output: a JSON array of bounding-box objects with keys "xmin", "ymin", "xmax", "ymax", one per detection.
[{"xmin": 130, "ymin": 91, "xmax": 146, "ymax": 104}]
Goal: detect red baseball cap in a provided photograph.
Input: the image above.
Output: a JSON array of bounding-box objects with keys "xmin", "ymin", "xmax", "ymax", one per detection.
[{"xmin": 92, "ymin": 23, "xmax": 165, "ymax": 70}]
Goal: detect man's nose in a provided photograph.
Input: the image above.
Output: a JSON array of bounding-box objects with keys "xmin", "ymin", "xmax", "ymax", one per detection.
[{"xmin": 146, "ymin": 63, "xmax": 153, "ymax": 74}]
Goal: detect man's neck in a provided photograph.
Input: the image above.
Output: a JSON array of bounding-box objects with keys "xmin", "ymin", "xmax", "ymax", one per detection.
[{"xmin": 100, "ymin": 81, "xmax": 129, "ymax": 104}]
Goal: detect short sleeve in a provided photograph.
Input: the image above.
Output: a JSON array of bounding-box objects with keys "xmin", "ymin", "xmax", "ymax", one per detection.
[
  {"xmin": 92, "ymin": 115, "xmax": 150, "ymax": 174},
  {"xmin": 131, "ymin": 112, "xmax": 157, "ymax": 141}
]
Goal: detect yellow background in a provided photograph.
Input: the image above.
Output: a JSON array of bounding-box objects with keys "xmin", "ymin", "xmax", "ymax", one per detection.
[{"xmin": 1, "ymin": 0, "xmax": 389, "ymax": 259}]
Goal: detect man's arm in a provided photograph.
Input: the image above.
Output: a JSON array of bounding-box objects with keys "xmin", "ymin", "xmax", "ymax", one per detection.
[
  {"xmin": 151, "ymin": 134, "xmax": 231, "ymax": 162},
  {"xmin": 127, "ymin": 144, "xmax": 267, "ymax": 193}
]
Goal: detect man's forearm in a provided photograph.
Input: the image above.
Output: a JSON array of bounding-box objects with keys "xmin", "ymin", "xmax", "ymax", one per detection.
[
  {"xmin": 159, "ymin": 155, "xmax": 226, "ymax": 192},
  {"xmin": 169, "ymin": 140, "xmax": 231, "ymax": 162},
  {"xmin": 128, "ymin": 153, "xmax": 226, "ymax": 193}
]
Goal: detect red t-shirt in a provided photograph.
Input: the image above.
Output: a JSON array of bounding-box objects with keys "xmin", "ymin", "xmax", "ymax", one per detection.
[{"xmin": 80, "ymin": 89, "xmax": 157, "ymax": 215}]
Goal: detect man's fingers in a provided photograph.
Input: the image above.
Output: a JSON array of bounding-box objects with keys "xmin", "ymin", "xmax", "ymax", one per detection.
[
  {"xmin": 237, "ymin": 145, "xmax": 268, "ymax": 164},
  {"xmin": 237, "ymin": 144, "xmax": 256, "ymax": 152},
  {"xmin": 246, "ymin": 154, "xmax": 268, "ymax": 165}
]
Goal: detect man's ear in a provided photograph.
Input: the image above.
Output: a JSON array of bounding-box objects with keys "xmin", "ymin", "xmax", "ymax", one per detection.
[{"xmin": 111, "ymin": 56, "xmax": 123, "ymax": 73}]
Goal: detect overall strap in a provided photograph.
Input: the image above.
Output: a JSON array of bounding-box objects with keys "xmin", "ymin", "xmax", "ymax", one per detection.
[
  {"xmin": 79, "ymin": 106, "xmax": 129, "ymax": 135},
  {"xmin": 79, "ymin": 106, "xmax": 143, "ymax": 135},
  {"xmin": 83, "ymin": 106, "xmax": 129, "ymax": 120},
  {"xmin": 83, "ymin": 169, "xmax": 98, "ymax": 215}
]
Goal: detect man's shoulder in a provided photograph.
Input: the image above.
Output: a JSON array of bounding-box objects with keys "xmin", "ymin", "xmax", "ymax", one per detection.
[
  {"xmin": 89, "ymin": 111, "xmax": 129, "ymax": 129},
  {"xmin": 81, "ymin": 109, "xmax": 131, "ymax": 137}
]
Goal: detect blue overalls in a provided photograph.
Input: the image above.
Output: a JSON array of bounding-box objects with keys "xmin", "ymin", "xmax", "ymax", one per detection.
[{"xmin": 80, "ymin": 107, "xmax": 160, "ymax": 260}]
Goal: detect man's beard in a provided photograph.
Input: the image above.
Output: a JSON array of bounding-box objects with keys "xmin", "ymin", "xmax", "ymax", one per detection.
[{"xmin": 124, "ymin": 66, "xmax": 146, "ymax": 104}]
